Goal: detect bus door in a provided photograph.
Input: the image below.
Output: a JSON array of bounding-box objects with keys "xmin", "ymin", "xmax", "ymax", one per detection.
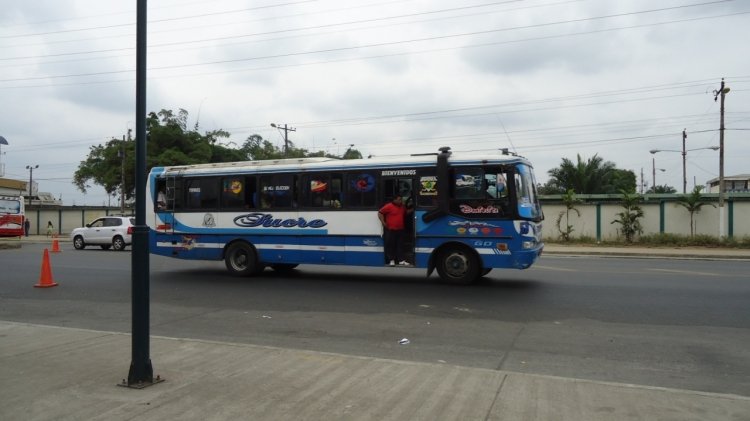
[
  {"xmin": 155, "ymin": 175, "xmax": 176, "ymax": 234},
  {"xmin": 382, "ymin": 176, "xmax": 416, "ymax": 261}
]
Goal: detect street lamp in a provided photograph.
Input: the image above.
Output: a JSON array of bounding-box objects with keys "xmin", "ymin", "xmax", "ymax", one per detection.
[
  {"xmin": 650, "ymin": 145, "xmax": 719, "ymax": 194},
  {"xmin": 25, "ymin": 164, "xmax": 39, "ymax": 200},
  {"xmin": 652, "ymin": 158, "xmax": 665, "ymax": 191}
]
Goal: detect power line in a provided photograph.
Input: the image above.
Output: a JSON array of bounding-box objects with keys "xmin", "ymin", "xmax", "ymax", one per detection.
[
  {"xmin": 0, "ymin": 0, "xmax": 551, "ymax": 60},
  {"xmin": 4, "ymin": 11, "xmax": 748, "ymax": 86},
  {"xmin": 0, "ymin": 2, "xmax": 742, "ymax": 81},
  {"xmin": 0, "ymin": 0, "xmax": 318, "ymax": 39}
]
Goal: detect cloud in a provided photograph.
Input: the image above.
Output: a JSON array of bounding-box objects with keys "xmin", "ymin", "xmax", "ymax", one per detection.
[{"xmin": 0, "ymin": 0, "xmax": 748, "ymax": 205}]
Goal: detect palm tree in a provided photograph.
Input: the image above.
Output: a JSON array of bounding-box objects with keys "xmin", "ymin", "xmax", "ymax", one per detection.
[
  {"xmin": 555, "ymin": 189, "xmax": 581, "ymax": 241},
  {"xmin": 611, "ymin": 190, "xmax": 644, "ymax": 243},
  {"xmin": 646, "ymin": 185, "xmax": 677, "ymax": 194},
  {"xmin": 547, "ymin": 154, "xmax": 618, "ymax": 194},
  {"xmin": 676, "ymin": 186, "xmax": 716, "ymax": 237}
]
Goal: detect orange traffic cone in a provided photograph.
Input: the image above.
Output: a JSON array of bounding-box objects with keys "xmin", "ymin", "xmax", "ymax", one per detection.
[
  {"xmin": 51, "ymin": 237, "xmax": 61, "ymax": 253},
  {"xmin": 34, "ymin": 248, "xmax": 59, "ymax": 288}
]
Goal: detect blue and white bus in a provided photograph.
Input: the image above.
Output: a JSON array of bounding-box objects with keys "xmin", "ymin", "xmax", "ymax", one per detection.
[{"xmin": 146, "ymin": 147, "xmax": 543, "ymax": 283}]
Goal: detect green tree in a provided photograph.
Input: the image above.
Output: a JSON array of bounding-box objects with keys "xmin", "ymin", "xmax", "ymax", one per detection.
[
  {"xmin": 547, "ymin": 154, "xmax": 635, "ymax": 194},
  {"xmin": 75, "ymin": 108, "xmax": 363, "ymax": 199},
  {"xmin": 609, "ymin": 169, "xmax": 637, "ymax": 193},
  {"xmin": 74, "ymin": 108, "xmax": 245, "ymax": 199},
  {"xmin": 646, "ymin": 184, "xmax": 677, "ymax": 194},
  {"xmin": 537, "ymin": 181, "xmax": 564, "ymax": 195},
  {"xmin": 611, "ymin": 190, "xmax": 644, "ymax": 243},
  {"xmin": 342, "ymin": 145, "xmax": 363, "ymax": 160},
  {"xmin": 676, "ymin": 186, "xmax": 716, "ymax": 237},
  {"xmin": 73, "ymin": 138, "xmax": 135, "ymax": 200},
  {"xmin": 240, "ymin": 135, "xmax": 362, "ymax": 160},
  {"xmin": 555, "ymin": 189, "xmax": 581, "ymax": 241}
]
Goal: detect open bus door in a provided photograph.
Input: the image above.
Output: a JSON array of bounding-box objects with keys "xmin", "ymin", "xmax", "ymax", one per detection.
[
  {"xmin": 382, "ymin": 176, "xmax": 416, "ymax": 264},
  {"xmin": 154, "ymin": 175, "xmax": 176, "ymax": 234}
]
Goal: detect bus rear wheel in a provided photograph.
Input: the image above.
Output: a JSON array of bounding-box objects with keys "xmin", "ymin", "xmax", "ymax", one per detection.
[
  {"xmin": 225, "ymin": 242, "xmax": 262, "ymax": 276},
  {"xmin": 436, "ymin": 247, "xmax": 480, "ymax": 284}
]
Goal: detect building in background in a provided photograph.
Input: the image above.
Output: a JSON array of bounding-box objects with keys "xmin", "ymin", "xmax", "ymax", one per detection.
[
  {"xmin": 707, "ymin": 174, "xmax": 750, "ymax": 194},
  {"xmin": 0, "ymin": 177, "xmax": 62, "ymax": 206}
]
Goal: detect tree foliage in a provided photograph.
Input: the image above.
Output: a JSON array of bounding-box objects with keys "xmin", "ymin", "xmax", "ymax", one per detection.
[
  {"xmin": 74, "ymin": 108, "xmax": 362, "ymax": 200},
  {"xmin": 676, "ymin": 186, "xmax": 716, "ymax": 237},
  {"xmin": 546, "ymin": 154, "xmax": 636, "ymax": 194},
  {"xmin": 611, "ymin": 190, "xmax": 644, "ymax": 243},
  {"xmin": 555, "ymin": 189, "xmax": 581, "ymax": 241},
  {"xmin": 646, "ymin": 184, "xmax": 677, "ymax": 194}
]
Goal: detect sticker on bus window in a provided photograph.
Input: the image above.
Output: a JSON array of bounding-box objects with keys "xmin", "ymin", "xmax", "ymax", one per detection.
[
  {"xmin": 311, "ymin": 180, "xmax": 328, "ymax": 192},
  {"xmin": 420, "ymin": 176, "xmax": 437, "ymax": 196},
  {"xmin": 352, "ymin": 174, "xmax": 375, "ymax": 192},
  {"xmin": 224, "ymin": 180, "xmax": 242, "ymax": 194}
]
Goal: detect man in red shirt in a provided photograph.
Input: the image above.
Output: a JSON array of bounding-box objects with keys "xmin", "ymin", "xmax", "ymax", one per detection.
[{"xmin": 378, "ymin": 196, "xmax": 412, "ymax": 266}]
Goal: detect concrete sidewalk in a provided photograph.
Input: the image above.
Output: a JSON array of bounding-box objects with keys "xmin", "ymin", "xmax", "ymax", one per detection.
[{"xmin": 1, "ymin": 321, "xmax": 748, "ymax": 421}]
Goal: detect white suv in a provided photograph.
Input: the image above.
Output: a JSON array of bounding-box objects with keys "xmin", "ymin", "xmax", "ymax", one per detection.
[{"xmin": 70, "ymin": 216, "xmax": 135, "ymax": 251}]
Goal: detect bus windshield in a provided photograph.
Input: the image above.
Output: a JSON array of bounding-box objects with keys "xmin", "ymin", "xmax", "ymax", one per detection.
[{"xmin": 515, "ymin": 164, "xmax": 542, "ymax": 220}]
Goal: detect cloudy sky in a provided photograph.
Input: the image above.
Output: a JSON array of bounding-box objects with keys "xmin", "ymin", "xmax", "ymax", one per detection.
[{"xmin": 1, "ymin": 0, "xmax": 748, "ymax": 205}]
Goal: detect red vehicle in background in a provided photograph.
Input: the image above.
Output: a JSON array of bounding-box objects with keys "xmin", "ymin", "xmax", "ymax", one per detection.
[{"xmin": 0, "ymin": 195, "xmax": 24, "ymax": 237}]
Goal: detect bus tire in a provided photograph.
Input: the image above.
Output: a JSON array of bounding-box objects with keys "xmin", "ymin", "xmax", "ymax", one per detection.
[
  {"xmin": 225, "ymin": 241, "xmax": 261, "ymax": 276},
  {"xmin": 436, "ymin": 246, "xmax": 480, "ymax": 284}
]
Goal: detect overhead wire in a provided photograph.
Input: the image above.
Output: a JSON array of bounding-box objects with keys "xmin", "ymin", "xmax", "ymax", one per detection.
[{"xmin": 0, "ymin": 1, "xmax": 744, "ymax": 82}]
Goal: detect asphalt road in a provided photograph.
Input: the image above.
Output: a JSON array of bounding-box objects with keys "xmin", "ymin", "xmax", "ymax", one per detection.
[{"xmin": 2, "ymin": 242, "xmax": 749, "ymax": 396}]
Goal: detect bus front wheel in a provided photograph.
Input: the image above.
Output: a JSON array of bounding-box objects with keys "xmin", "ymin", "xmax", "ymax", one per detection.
[
  {"xmin": 436, "ymin": 247, "xmax": 480, "ymax": 284},
  {"xmin": 225, "ymin": 242, "xmax": 262, "ymax": 276}
]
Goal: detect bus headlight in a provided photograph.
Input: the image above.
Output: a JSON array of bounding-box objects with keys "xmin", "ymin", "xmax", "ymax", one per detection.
[{"xmin": 522, "ymin": 240, "xmax": 537, "ymax": 249}]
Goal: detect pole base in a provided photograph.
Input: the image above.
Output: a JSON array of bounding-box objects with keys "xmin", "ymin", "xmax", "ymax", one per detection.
[{"xmin": 118, "ymin": 374, "xmax": 164, "ymax": 389}]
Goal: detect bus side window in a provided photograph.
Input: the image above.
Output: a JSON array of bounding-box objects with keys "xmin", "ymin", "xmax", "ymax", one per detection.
[
  {"xmin": 346, "ymin": 173, "xmax": 376, "ymax": 208},
  {"xmin": 245, "ymin": 176, "xmax": 257, "ymax": 209},
  {"xmin": 221, "ymin": 177, "xmax": 245, "ymax": 209},
  {"xmin": 259, "ymin": 174, "xmax": 294, "ymax": 209},
  {"xmin": 155, "ymin": 180, "xmax": 167, "ymax": 211}
]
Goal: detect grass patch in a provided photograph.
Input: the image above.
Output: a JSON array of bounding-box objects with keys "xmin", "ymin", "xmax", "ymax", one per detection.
[{"xmin": 548, "ymin": 233, "xmax": 750, "ymax": 249}]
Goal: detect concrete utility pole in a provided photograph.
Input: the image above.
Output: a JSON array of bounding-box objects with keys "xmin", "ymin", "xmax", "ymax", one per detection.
[
  {"xmin": 271, "ymin": 123, "xmax": 296, "ymax": 157},
  {"xmin": 681, "ymin": 129, "xmax": 687, "ymax": 194},
  {"xmin": 713, "ymin": 78, "xmax": 730, "ymax": 239},
  {"xmin": 639, "ymin": 167, "xmax": 645, "ymax": 194}
]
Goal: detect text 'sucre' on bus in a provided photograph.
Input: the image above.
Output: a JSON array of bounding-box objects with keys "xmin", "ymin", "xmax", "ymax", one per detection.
[{"xmin": 147, "ymin": 147, "xmax": 544, "ymax": 284}]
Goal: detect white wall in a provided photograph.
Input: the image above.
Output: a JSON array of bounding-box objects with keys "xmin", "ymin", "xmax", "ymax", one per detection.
[{"xmin": 541, "ymin": 198, "xmax": 750, "ymax": 240}]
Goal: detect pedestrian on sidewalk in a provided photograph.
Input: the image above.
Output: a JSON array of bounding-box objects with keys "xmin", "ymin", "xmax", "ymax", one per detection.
[
  {"xmin": 46, "ymin": 221, "xmax": 53, "ymax": 237},
  {"xmin": 24, "ymin": 219, "xmax": 30, "ymax": 237}
]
